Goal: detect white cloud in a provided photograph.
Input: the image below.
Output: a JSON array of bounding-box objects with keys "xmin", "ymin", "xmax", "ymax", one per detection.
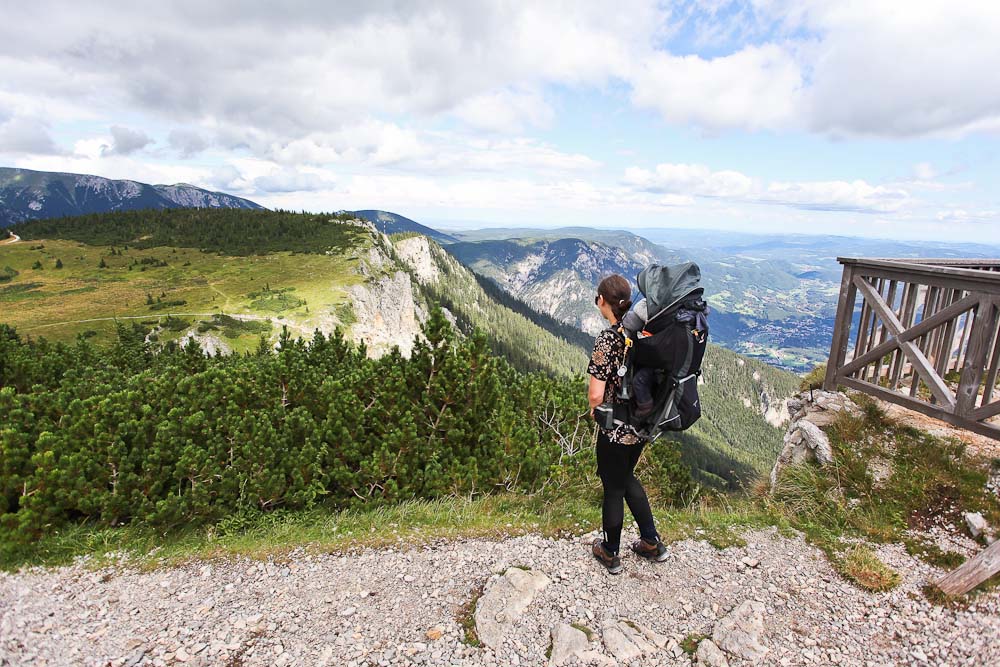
[
  {"xmin": 2, "ymin": 1, "xmax": 998, "ymax": 151},
  {"xmin": 102, "ymin": 125, "xmax": 153, "ymax": 155},
  {"xmin": 453, "ymin": 87, "xmax": 554, "ymax": 133},
  {"xmin": 253, "ymin": 169, "xmax": 334, "ymax": 194},
  {"xmin": 623, "ymin": 161, "xmax": 910, "ymax": 213},
  {"xmin": 761, "ymin": 179, "xmax": 909, "ymax": 213},
  {"xmin": 0, "ymin": 117, "xmax": 65, "ymax": 155},
  {"xmin": 913, "ymin": 162, "xmax": 936, "ymax": 181},
  {"xmin": 629, "ymin": 43, "xmax": 803, "ymax": 132},
  {"xmin": 936, "ymin": 209, "xmax": 998, "ymax": 224},
  {"xmin": 624, "ymin": 163, "xmax": 755, "ymax": 197},
  {"xmin": 168, "ymin": 129, "xmax": 207, "ymax": 157}
]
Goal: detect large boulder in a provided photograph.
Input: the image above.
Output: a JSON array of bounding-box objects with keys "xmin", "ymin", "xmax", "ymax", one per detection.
[
  {"xmin": 712, "ymin": 600, "xmax": 769, "ymax": 663},
  {"xmin": 770, "ymin": 391, "xmax": 859, "ymax": 490},
  {"xmin": 474, "ymin": 567, "xmax": 550, "ymax": 650},
  {"xmin": 548, "ymin": 624, "xmax": 588, "ymax": 666}
]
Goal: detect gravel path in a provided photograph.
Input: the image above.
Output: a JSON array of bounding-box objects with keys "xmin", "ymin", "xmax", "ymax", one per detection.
[{"xmin": 2, "ymin": 528, "xmax": 998, "ymax": 667}]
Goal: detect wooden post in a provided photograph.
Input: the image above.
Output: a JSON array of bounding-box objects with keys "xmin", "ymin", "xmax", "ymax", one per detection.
[
  {"xmin": 935, "ymin": 539, "xmax": 1000, "ymax": 596},
  {"xmin": 824, "ymin": 264, "xmax": 857, "ymax": 391},
  {"xmin": 956, "ymin": 296, "xmax": 997, "ymax": 417}
]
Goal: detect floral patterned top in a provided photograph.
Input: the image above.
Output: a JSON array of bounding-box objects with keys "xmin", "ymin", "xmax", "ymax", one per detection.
[{"xmin": 588, "ymin": 327, "xmax": 644, "ymax": 446}]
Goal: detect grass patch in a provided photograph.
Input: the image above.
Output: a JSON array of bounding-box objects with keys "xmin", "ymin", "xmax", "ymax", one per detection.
[
  {"xmin": 767, "ymin": 393, "xmax": 1000, "ymax": 589},
  {"xmin": 198, "ymin": 313, "xmax": 271, "ymax": 339},
  {"xmin": 149, "ymin": 298, "xmax": 188, "ymax": 311},
  {"xmin": 333, "ymin": 301, "xmax": 356, "ymax": 326},
  {"xmin": 162, "ymin": 315, "xmax": 191, "ymax": 332},
  {"xmin": 0, "ymin": 281, "xmax": 44, "ymax": 301},
  {"xmin": 458, "ymin": 579, "xmax": 486, "ymax": 647},
  {"xmin": 903, "ymin": 537, "xmax": 966, "ymax": 570},
  {"xmin": 570, "ymin": 623, "xmax": 595, "ymax": 641},
  {"xmin": 248, "ymin": 286, "xmax": 306, "ymax": 313},
  {"xmin": 799, "ymin": 363, "xmax": 827, "ymax": 392},
  {"xmin": 680, "ymin": 633, "xmax": 707, "ymax": 655},
  {"xmin": 837, "ymin": 545, "xmax": 900, "ymax": 591}
]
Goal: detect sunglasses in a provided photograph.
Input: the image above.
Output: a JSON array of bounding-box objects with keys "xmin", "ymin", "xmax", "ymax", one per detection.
[{"xmin": 594, "ymin": 294, "xmax": 602, "ymax": 306}]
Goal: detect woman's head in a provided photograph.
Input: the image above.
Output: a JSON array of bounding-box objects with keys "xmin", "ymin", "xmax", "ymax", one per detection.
[{"xmin": 596, "ymin": 274, "xmax": 632, "ymax": 323}]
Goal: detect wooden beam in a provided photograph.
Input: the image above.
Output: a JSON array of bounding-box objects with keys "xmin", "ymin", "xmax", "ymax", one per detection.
[
  {"xmin": 935, "ymin": 539, "xmax": 1000, "ymax": 596},
  {"xmin": 971, "ymin": 398, "xmax": 1000, "ymax": 422},
  {"xmin": 842, "ymin": 258, "xmax": 1000, "ymax": 293},
  {"xmin": 838, "ymin": 376, "xmax": 1000, "ymax": 440},
  {"xmin": 838, "ymin": 294, "xmax": 979, "ymax": 378},
  {"xmin": 852, "ymin": 276, "xmax": 956, "ymax": 409},
  {"xmin": 891, "ymin": 284, "xmax": 920, "ymax": 390}
]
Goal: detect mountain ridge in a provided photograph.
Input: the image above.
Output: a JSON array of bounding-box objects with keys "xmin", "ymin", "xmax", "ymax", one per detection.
[{"xmin": 0, "ymin": 167, "xmax": 263, "ymax": 226}]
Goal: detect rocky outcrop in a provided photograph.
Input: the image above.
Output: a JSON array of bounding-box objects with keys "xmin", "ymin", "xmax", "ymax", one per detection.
[
  {"xmin": 770, "ymin": 390, "xmax": 860, "ymax": 490},
  {"xmin": 474, "ymin": 567, "xmax": 550, "ymax": 651},
  {"xmin": 394, "ymin": 235, "xmax": 440, "ymax": 285},
  {"xmin": 348, "ymin": 271, "xmax": 423, "ymax": 358}
]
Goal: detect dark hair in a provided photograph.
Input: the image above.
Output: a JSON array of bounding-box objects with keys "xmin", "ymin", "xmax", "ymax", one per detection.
[{"xmin": 597, "ymin": 274, "xmax": 632, "ymax": 322}]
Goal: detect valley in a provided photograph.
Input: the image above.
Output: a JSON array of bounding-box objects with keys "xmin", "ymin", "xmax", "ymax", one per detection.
[
  {"xmin": 446, "ymin": 225, "xmax": 1000, "ymax": 372},
  {"xmin": 1, "ymin": 209, "xmax": 800, "ymax": 492}
]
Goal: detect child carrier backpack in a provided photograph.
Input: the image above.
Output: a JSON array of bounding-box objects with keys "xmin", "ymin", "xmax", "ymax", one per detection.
[{"xmin": 607, "ymin": 262, "xmax": 709, "ymax": 441}]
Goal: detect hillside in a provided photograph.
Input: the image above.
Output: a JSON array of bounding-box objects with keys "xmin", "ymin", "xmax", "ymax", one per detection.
[
  {"xmin": 354, "ymin": 209, "xmax": 458, "ymax": 244},
  {"xmin": 447, "ymin": 237, "xmax": 647, "ymax": 334},
  {"xmin": 0, "ymin": 167, "xmax": 263, "ymax": 227},
  {"xmin": 1, "ymin": 209, "xmax": 798, "ymax": 487}
]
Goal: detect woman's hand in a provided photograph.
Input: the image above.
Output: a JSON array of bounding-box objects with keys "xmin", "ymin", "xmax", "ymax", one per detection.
[{"xmin": 588, "ymin": 376, "xmax": 606, "ymax": 417}]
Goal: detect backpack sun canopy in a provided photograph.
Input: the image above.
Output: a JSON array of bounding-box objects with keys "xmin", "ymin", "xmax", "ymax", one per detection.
[{"xmin": 636, "ymin": 262, "xmax": 704, "ymax": 324}]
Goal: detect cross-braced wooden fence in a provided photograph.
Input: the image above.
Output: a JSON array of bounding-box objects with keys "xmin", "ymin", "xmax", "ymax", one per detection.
[{"xmin": 823, "ymin": 257, "xmax": 1000, "ymax": 439}]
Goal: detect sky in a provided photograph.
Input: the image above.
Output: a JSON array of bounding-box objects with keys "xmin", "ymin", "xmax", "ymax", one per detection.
[{"xmin": 1, "ymin": 0, "xmax": 999, "ymax": 242}]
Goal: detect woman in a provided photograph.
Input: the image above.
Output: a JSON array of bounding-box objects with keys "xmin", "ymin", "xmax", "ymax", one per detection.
[{"xmin": 588, "ymin": 274, "xmax": 668, "ymax": 574}]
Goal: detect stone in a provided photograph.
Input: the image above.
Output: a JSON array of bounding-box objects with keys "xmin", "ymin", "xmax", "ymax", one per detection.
[
  {"xmin": 548, "ymin": 624, "xmax": 588, "ymax": 666},
  {"xmin": 576, "ymin": 650, "xmax": 616, "ymax": 667},
  {"xmin": 697, "ymin": 639, "xmax": 730, "ymax": 667},
  {"xmin": 770, "ymin": 402, "xmax": 836, "ymax": 490},
  {"xmin": 425, "ymin": 627, "xmax": 443, "ymax": 641},
  {"xmin": 964, "ymin": 512, "xmax": 988, "ymax": 539},
  {"xmin": 601, "ymin": 622, "xmax": 642, "ymax": 662},
  {"xmin": 474, "ymin": 568, "xmax": 550, "ymax": 650},
  {"xmin": 627, "ymin": 620, "xmax": 668, "ymax": 648},
  {"xmin": 712, "ymin": 601, "xmax": 769, "ymax": 662}
]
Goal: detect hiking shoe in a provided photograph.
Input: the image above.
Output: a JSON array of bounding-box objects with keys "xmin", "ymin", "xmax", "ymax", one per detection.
[
  {"xmin": 591, "ymin": 538, "xmax": 623, "ymax": 574},
  {"xmin": 631, "ymin": 537, "xmax": 669, "ymax": 562}
]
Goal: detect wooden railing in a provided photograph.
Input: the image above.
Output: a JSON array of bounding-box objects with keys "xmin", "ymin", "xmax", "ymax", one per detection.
[{"xmin": 824, "ymin": 257, "xmax": 1000, "ymax": 439}]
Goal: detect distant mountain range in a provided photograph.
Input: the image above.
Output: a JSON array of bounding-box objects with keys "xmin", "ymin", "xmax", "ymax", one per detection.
[
  {"xmin": 447, "ymin": 236, "xmax": 659, "ymax": 333},
  {"xmin": 0, "ymin": 167, "xmax": 263, "ymax": 226},
  {"xmin": 352, "ymin": 210, "xmax": 457, "ymax": 244}
]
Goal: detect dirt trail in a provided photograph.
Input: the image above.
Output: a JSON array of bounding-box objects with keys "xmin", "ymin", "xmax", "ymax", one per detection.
[
  {"xmin": 1, "ymin": 528, "xmax": 997, "ymax": 666},
  {"xmin": 0, "ymin": 232, "xmax": 20, "ymax": 245},
  {"xmin": 21, "ymin": 312, "xmax": 268, "ymax": 332}
]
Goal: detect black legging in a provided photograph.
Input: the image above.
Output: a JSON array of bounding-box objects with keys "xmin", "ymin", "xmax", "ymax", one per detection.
[{"xmin": 596, "ymin": 430, "xmax": 658, "ymax": 554}]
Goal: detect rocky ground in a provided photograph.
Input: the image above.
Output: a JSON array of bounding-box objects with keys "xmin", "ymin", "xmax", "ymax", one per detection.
[{"xmin": 2, "ymin": 527, "xmax": 998, "ymax": 667}]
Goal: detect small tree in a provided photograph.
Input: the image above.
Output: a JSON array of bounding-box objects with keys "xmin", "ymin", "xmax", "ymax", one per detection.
[
  {"xmin": 98, "ymin": 257, "xmax": 107, "ymax": 269},
  {"xmin": 54, "ymin": 258, "xmax": 63, "ymax": 269},
  {"xmin": 32, "ymin": 260, "xmax": 42, "ymax": 270}
]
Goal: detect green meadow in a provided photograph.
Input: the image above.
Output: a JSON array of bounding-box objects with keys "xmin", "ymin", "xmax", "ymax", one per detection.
[{"xmin": 0, "ymin": 238, "xmax": 366, "ymax": 352}]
